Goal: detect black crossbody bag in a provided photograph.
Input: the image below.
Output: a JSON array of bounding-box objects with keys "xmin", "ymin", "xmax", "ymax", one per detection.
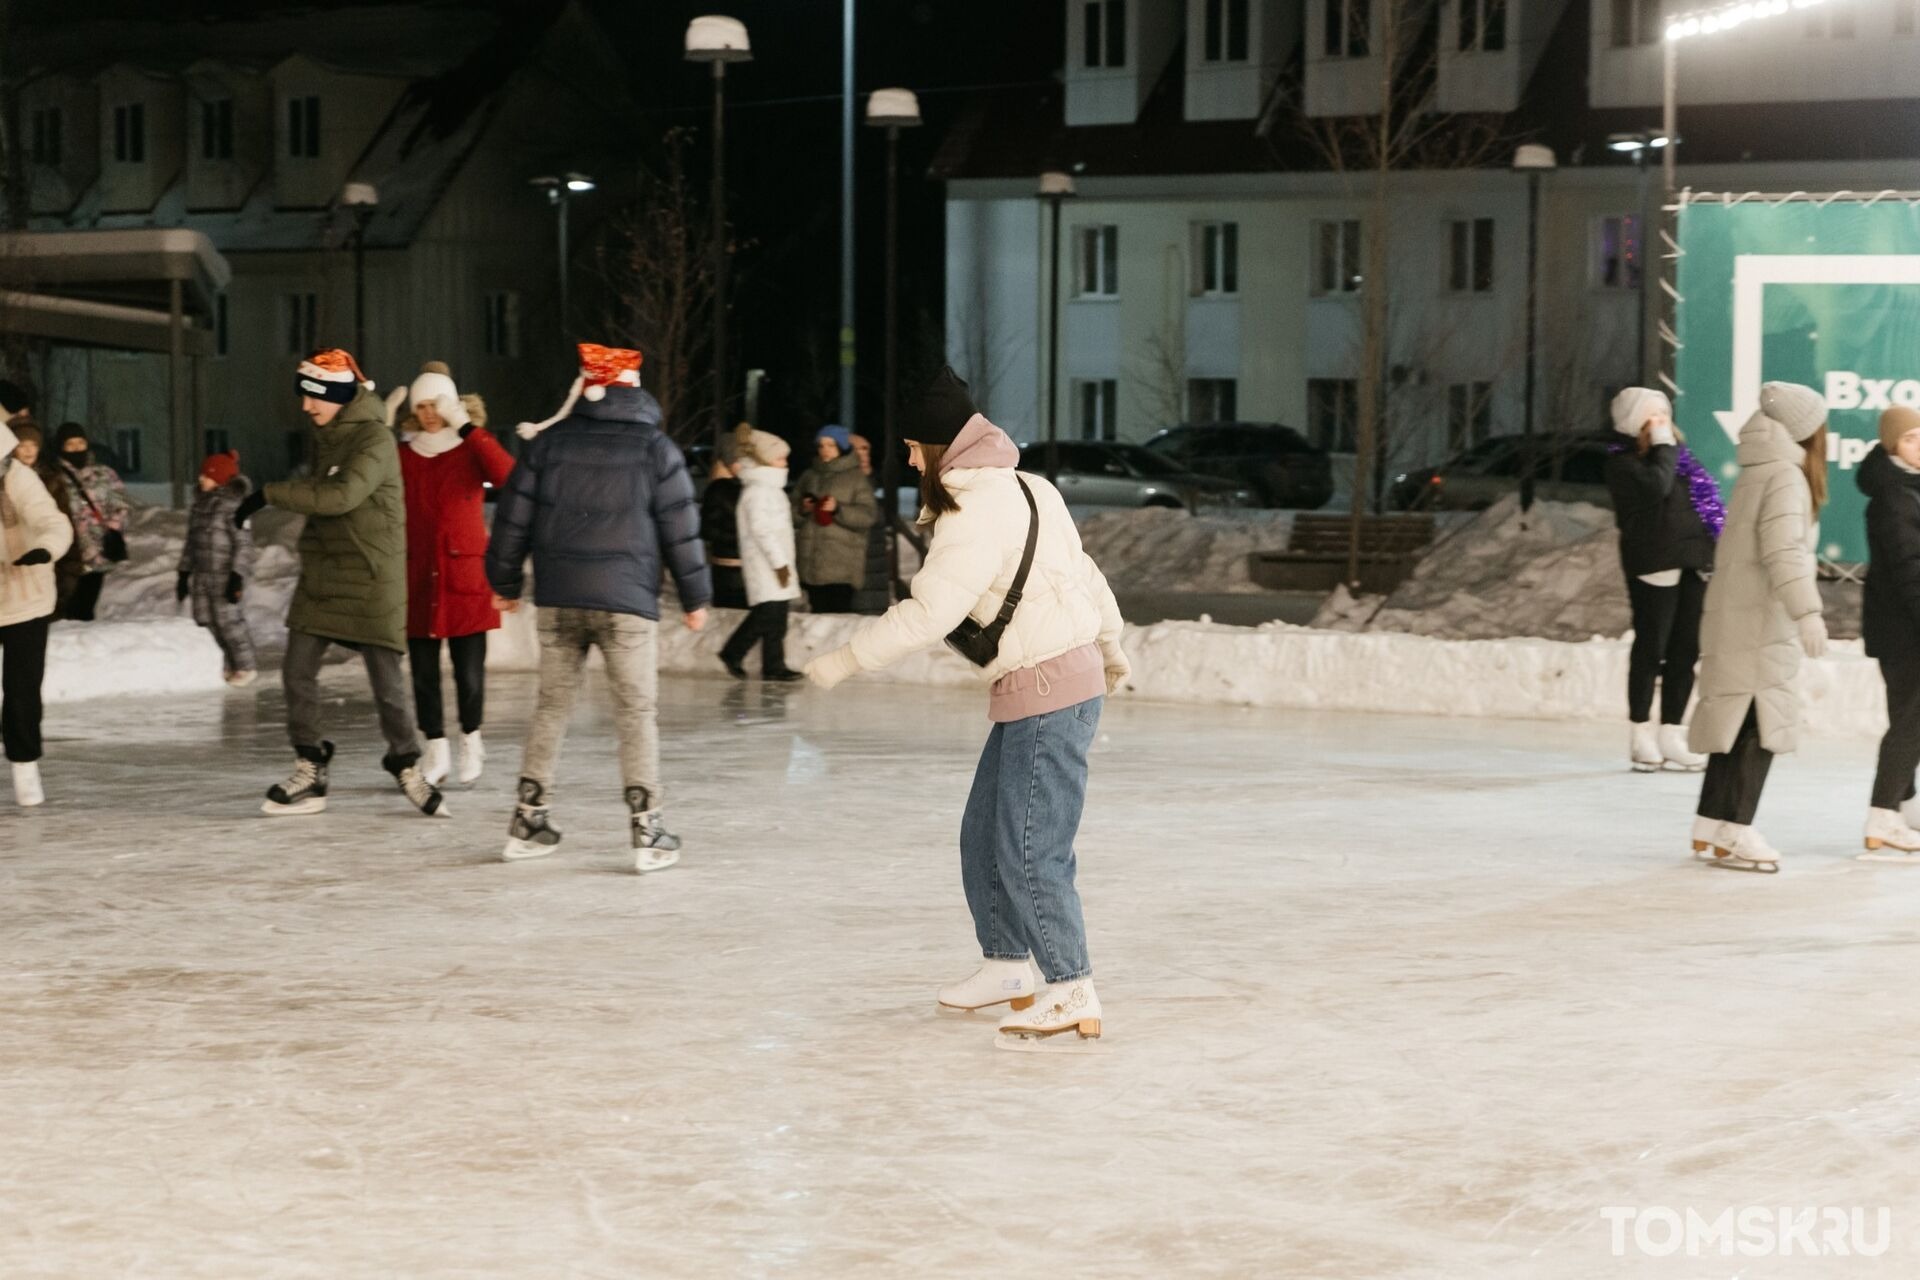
[{"xmin": 944, "ymin": 476, "xmax": 1039, "ymax": 668}]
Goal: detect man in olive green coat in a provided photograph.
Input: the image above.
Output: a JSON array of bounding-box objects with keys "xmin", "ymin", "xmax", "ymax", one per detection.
[{"xmin": 235, "ymin": 349, "xmax": 446, "ymax": 818}]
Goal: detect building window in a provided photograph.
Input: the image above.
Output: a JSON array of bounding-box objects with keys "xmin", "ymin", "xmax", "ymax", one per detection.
[
  {"xmin": 1447, "ymin": 382, "xmax": 1494, "ymax": 451},
  {"xmin": 1204, "ymin": 0, "xmax": 1251, "ymax": 61},
  {"xmin": 1188, "ymin": 378, "xmax": 1237, "ymax": 424},
  {"xmin": 283, "ymin": 292, "xmax": 318, "ymax": 357},
  {"xmin": 1075, "ymin": 225, "xmax": 1119, "ymax": 297},
  {"xmin": 1611, "ymin": 0, "xmax": 1663, "ymax": 46},
  {"xmin": 1593, "ymin": 215, "xmax": 1642, "ymax": 290},
  {"xmin": 1074, "ymin": 379, "xmax": 1118, "ymax": 440},
  {"xmin": 1193, "ymin": 222, "xmax": 1239, "ymax": 296},
  {"xmin": 112, "ymin": 103, "xmax": 146, "ymax": 163},
  {"xmin": 286, "ymin": 95, "xmax": 321, "ymax": 159},
  {"xmin": 200, "ymin": 99, "xmax": 235, "ymax": 161},
  {"xmin": 1446, "ymin": 217, "xmax": 1495, "ymax": 294},
  {"xmin": 1325, "ymin": 0, "xmax": 1370, "ymax": 57},
  {"xmin": 29, "ymin": 107, "xmax": 62, "ymax": 166},
  {"xmin": 1307, "ymin": 378, "xmax": 1358, "ymax": 452},
  {"xmin": 484, "ymin": 291, "xmax": 521, "ymax": 357},
  {"xmin": 1898, "ymin": 0, "xmax": 1917, "ymax": 33},
  {"xmin": 1083, "ymin": 0, "xmax": 1128, "ymax": 68},
  {"xmin": 1459, "ymin": 0, "xmax": 1507, "ymax": 51},
  {"xmin": 213, "ymin": 294, "xmax": 230, "ymax": 357},
  {"xmin": 1312, "ymin": 219, "xmax": 1363, "ymax": 296},
  {"xmin": 114, "ymin": 428, "xmax": 143, "ymax": 476},
  {"xmin": 204, "ymin": 427, "xmax": 232, "ymax": 455}
]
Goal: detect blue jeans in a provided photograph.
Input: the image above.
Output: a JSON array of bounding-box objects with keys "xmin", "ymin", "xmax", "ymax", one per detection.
[{"xmin": 959, "ymin": 696, "xmax": 1102, "ymax": 984}]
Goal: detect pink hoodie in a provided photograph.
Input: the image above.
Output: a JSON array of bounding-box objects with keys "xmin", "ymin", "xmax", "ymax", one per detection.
[{"xmin": 937, "ymin": 414, "xmax": 1020, "ymax": 473}]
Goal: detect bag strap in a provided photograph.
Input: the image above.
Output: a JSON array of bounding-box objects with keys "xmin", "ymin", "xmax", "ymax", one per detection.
[
  {"xmin": 985, "ymin": 476, "xmax": 1041, "ymax": 633},
  {"xmin": 60, "ymin": 459, "xmax": 108, "ymax": 524}
]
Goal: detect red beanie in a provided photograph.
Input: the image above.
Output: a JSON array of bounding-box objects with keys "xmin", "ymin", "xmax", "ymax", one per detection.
[{"xmin": 200, "ymin": 450, "xmax": 240, "ymax": 486}]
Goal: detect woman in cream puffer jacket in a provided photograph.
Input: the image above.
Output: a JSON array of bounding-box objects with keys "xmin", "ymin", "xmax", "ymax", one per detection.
[
  {"xmin": 805, "ymin": 367, "xmax": 1128, "ymax": 1049},
  {"xmin": 1, "ymin": 417, "xmax": 76, "ymax": 806}
]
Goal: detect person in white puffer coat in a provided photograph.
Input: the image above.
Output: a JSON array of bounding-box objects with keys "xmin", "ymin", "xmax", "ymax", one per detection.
[
  {"xmin": 0, "ymin": 417, "xmax": 76, "ymax": 807},
  {"xmin": 719, "ymin": 425, "xmax": 802, "ymax": 681},
  {"xmin": 805, "ymin": 367, "xmax": 1129, "ymax": 1050}
]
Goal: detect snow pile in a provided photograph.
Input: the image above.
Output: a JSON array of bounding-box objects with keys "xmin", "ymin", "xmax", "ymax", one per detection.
[
  {"xmin": 1075, "ymin": 507, "xmax": 1294, "ymax": 594},
  {"xmin": 44, "ymin": 619, "xmax": 226, "ymax": 703},
  {"xmin": 98, "ymin": 502, "xmax": 305, "ymax": 649}
]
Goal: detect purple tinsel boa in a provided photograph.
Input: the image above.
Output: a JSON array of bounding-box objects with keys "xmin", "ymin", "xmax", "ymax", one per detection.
[{"xmin": 1611, "ymin": 440, "xmax": 1726, "ymax": 539}]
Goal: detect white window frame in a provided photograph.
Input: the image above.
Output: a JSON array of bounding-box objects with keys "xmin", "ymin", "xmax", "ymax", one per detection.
[
  {"xmin": 1307, "ymin": 377, "xmax": 1358, "ymax": 453},
  {"xmin": 1311, "ymin": 219, "xmax": 1363, "ymax": 297},
  {"xmin": 1187, "ymin": 377, "xmax": 1238, "ymax": 424},
  {"xmin": 112, "ymin": 102, "xmax": 146, "ymax": 164},
  {"xmin": 484, "ymin": 290, "xmax": 522, "ymax": 358},
  {"xmin": 286, "ymin": 95, "xmax": 321, "ymax": 159},
  {"xmin": 200, "ymin": 98, "xmax": 234, "ymax": 161},
  {"xmin": 1592, "ymin": 214, "xmax": 1642, "ymax": 291},
  {"xmin": 1458, "ymin": 0, "xmax": 1507, "ymax": 51},
  {"xmin": 1083, "ymin": 0, "xmax": 1128, "ymax": 69},
  {"xmin": 1192, "ymin": 222, "xmax": 1239, "ymax": 297},
  {"xmin": 1324, "ymin": 0, "xmax": 1371, "ymax": 58},
  {"xmin": 1445, "ymin": 217, "xmax": 1496, "ymax": 295},
  {"xmin": 1446, "ymin": 382, "xmax": 1494, "ymax": 452},
  {"xmin": 213, "ymin": 293, "xmax": 230, "ymax": 359},
  {"xmin": 1075, "ymin": 225, "xmax": 1119, "ymax": 298},
  {"xmin": 30, "ymin": 106, "xmax": 62, "ymax": 166},
  {"xmin": 283, "ymin": 292, "xmax": 318, "ymax": 357},
  {"xmin": 1074, "ymin": 378, "xmax": 1119, "ymax": 441},
  {"xmin": 113, "ymin": 427, "xmax": 144, "ymax": 476},
  {"xmin": 1203, "ymin": 0, "xmax": 1251, "ymax": 63}
]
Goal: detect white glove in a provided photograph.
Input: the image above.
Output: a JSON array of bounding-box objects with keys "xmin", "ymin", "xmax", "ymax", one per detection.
[
  {"xmin": 1798, "ymin": 613, "xmax": 1828, "ymax": 659},
  {"xmin": 804, "ymin": 646, "xmax": 861, "ymax": 691},
  {"xmin": 383, "ymin": 385, "xmax": 409, "ymax": 427},
  {"xmin": 1103, "ymin": 648, "xmax": 1132, "ymax": 697},
  {"xmin": 1647, "ymin": 423, "xmax": 1677, "ymax": 448},
  {"xmin": 439, "ymin": 395, "xmax": 472, "ymax": 430}
]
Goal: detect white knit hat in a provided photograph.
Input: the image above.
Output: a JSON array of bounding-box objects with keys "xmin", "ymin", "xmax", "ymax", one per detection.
[
  {"xmin": 1759, "ymin": 381, "xmax": 1827, "ymax": 442},
  {"xmin": 1609, "ymin": 387, "xmax": 1673, "ymax": 437},
  {"xmin": 407, "ymin": 361, "xmax": 469, "ymax": 428}
]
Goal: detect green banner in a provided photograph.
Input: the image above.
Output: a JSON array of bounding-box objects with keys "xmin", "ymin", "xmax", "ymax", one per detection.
[{"xmin": 1674, "ymin": 198, "xmax": 1920, "ymax": 563}]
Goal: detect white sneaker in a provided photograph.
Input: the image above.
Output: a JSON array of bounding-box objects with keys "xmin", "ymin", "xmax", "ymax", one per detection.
[
  {"xmin": 998, "ymin": 977, "xmax": 1103, "ymax": 1043},
  {"xmin": 1657, "ymin": 725, "xmax": 1707, "ymax": 772},
  {"xmin": 1706, "ymin": 823, "xmax": 1782, "ymax": 873},
  {"xmin": 1630, "ymin": 722, "xmax": 1663, "ymax": 773},
  {"xmin": 1863, "ymin": 808, "xmax": 1920, "ymax": 858},
  {"xmin": 937, "ymin": 957, "xmax": 1041, "ymax": 1012},
  {"xmin": 225, "ymin": 670, "xmax": 258, "ymax": 688},
  {"xmin": 421, "ymin": 737, "xmax": 452, "ymax": 787},
  {"xmin": 457, "ymin": 730, "xmax": 485, "ymax": 786},
  {"xmin": 12, "ymin": 761, "xmax": 44, "ymax": 808}
]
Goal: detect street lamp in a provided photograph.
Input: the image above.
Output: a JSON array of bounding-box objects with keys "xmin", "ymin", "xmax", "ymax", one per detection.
[
  {"xmin": 1608, "ymin": 131, "xmax": 1670, "ymax": 385},
  {"xmin": 866, "ymin": 87, "xmax": 922, "ymax": 602},
  {"xmin": 341, "ymin": 181, "xmax": 378, "ymax": 359},
  {"xmin": 1513, "ymin": 143, "xmax": 1556, "ymax": 514},
  {"xmin": 686, "ymin": 14, "xmax": 751, "ymax": 450},
  {"xmin": 529, "ymin": 172, "xmax": 595, "ymax": 341},
  {"xmin": 1662, "ymin": 0, "xmax": 1818, "ymax": 191},
  {"xmin": 1037, "ymin": 169, "xmax": 1076, "ymax": 487}
]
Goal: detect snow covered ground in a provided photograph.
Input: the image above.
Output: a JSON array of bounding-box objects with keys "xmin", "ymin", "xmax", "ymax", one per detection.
[{"xmin": 5, "ymin": 673, "xmax": 1917, "ymax": 1277}]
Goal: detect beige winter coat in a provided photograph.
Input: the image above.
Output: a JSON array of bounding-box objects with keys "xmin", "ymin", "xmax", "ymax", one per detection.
[
  {"xmin": 1689, "ymin": 412, "xmax": 1823, "ymax": 756},
  {"xmin": 0, "ymin": 420, "xmax": 75, "ymax": 628}
]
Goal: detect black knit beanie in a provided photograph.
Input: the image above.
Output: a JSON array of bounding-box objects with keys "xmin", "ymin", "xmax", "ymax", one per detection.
[
  {"xmin": 906, "ymin": 366, "xmax": 979, "ymax": 446},
  {"xmin": 0, "ymin": 380, "xmax": 27, "ymax": 416}
]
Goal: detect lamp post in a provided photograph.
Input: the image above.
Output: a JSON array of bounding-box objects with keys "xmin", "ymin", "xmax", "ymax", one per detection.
[
  {"xmin": 1513, "ymin": 143, "xmax": 1557, "ymax": 514},
  {"xmin": 686, "ymin": 15, "xmax": 751, "ymax": 451},
  {"xmin": 529, "ymin": 172, "xmax": 596, "ymax": 342},
  {"xmin": 840, "ymin": 0, "xmax": 856, "ymax": 435},
  {"xmin": 866, "ymin": 87, "xmax": 921, "ymax": 602},
  {"xmin": 1038, "ymin": 170, "xmax": 1076, "ymax": 487},
  {"xmin": 1608, "ymin": 131, "xmax": 1670, "ymax": 386},
  {"xmin": 342, "ymin": 182, "xmax": 378, "ymax": 359}
]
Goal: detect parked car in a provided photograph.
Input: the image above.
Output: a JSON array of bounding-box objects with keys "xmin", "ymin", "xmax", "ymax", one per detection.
[
  {"xmin": 1142, "ymin": 423, "xmax": 1335, "ymax": 509},
  {"xmin": 1017, "ymin": 441, "xmax": 1255, "ymax": 514},
  {"xmin": 1389, "ymin": 434, "xmax": 1615, "ymax": 512}
]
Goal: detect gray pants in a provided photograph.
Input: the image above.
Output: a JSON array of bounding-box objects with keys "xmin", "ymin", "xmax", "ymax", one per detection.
[
  {"xmin": 282, "ymin": 630, "xmax": 422, "ymax": 761},
  {"xmin": 522, "ymin": 608, "xmax": 662, "ymax": 808},
  {"xmin": 191, "ymin": 586, "xmax": 256, "ymax": 675}
]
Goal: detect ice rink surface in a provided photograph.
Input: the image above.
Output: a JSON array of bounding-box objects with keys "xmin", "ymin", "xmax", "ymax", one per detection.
[{"xmin": 5, "ymin": 669, "xmax": 1919, "ymax": 1278}]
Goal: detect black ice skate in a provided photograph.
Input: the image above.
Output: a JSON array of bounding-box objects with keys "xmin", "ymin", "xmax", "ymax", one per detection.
[
  {"xmin": 262, "ymin": 741, "xmax": 333, "ymax": 816},
  {"xmin": 627, "ymin": 786, "xmax": 682, "ymax": 873},
  {"xmin": 503, "ymin": 778, "xmax": 564, "ymax": 862},
  {"xmin": 384, "ymin": 751, "xmax": 451, "ymax": 818}
]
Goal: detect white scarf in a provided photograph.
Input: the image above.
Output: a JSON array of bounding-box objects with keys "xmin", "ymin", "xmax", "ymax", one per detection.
[{"xmin": 406, "ymin": 428, "xmax": 464, "ymax": 458}]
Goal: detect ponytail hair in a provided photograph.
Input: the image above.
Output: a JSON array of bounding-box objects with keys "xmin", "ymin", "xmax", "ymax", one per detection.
[{"xmin": 1802, "ymin": 426, "xmax": 1829, "ymax": 518}]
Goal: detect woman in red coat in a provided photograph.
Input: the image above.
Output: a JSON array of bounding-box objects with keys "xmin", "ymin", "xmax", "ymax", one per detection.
[{"xmin": 389, "ymin": 362, "xmax": 516, "ymax": 787}]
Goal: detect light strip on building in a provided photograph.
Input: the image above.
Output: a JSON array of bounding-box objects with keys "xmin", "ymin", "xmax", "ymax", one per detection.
[{"xmin": 1666, "ymin": 0, "xmax": 1826, "ymax": 41}]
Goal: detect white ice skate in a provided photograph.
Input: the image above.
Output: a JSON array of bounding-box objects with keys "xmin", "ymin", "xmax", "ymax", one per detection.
[
  {"xmin": 457, "ymin": 730, "xmax": 485, "ymax": 786},
  {"xmin": 1701, "ymin": 822, "xmax": 1781, "ymax": 873},
  {"xmin": 1860, "ymin": 808, "xmax": 1920, "ymax": 863},
  {"xmin": 421, "ymin": 737, "xmax": 452, "ymax": 787},
  {"xmin": 1657, "ymin": 725, "xmax": 1707, "ymax": 772},
  {"xmin": 12, "ymin": 761, "xmax": 44, "ymax": 808},
  {"xmin": 1630, "ymin": 722, "xmax": 1664, "ymax": 773},
  {"xmin": 224, "ymin": 670, "xmax": 258, "ymax": 688},
  {"xmin": 937, "ymin": 957, "xmax": 1041, "ymax": 1013},
  {"xmin": 630, "ymin": 792, "xmax": 682, "ymax": 873},
  {"xmin": 262, "ymin": 743, "xmax": 331, "ymax": 816},
  {"xmin": 996, "ymin": 978, "xmax": 1104, "ymax": 1052}
]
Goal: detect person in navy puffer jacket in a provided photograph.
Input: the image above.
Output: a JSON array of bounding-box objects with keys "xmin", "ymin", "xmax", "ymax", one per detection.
[{"xmin": 485, "ymin": 344, "xmax": 712, "ymax": 871}]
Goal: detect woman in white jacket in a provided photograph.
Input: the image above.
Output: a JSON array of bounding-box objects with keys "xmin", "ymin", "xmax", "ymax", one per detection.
[
  {"xmin": 719, "ymin": 425, "xmax": 802, "ymax": 682},
  {"xmin": 0, "ymin": 418, "xmax": 77, "ymax": 807},
  {"xmin": 805, "ymin": 368, "xmax": 1130, "ymax": 1048},
  {"xmin": 1689, "ymin": 381, "xmax": 1829, "ymax": 872}
]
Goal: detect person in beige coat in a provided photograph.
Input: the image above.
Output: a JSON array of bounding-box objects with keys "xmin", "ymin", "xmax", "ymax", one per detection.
[
  {"xmin": 0, "ymin": 418, "xmax": 76, "ymax": 807},
  {"xmin": 1688, "ymin": 381, "xmax": 1829, "ymax": 871}
]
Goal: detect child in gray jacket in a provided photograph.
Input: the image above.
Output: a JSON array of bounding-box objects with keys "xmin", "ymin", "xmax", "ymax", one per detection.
[{"xmin": 177, "ymin": 450, "xmax": 258, "ymax": 686}]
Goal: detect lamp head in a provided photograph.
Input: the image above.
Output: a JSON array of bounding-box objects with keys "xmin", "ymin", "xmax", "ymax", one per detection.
[{"xmin": 686, "ymin": 15, "xmax": 752, "ymax": 63}]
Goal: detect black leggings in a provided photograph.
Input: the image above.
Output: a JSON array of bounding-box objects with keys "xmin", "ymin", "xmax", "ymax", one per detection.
[
  {"xmin": 1626, "ymin": 572, "xmax": 1706, "ymax": 724},
  {"xmin": 1, "ymin": 614, "xmax": 50, "ymax": 763},
  {"xmin": 64, "ymin": 571, "xmax": 106, "ymax": 622},
  {"xmin": 1698, "ymin": 705, "xmax": 1773, "ymax": 826},
  {"xmin": 1872, "ymin": 653, "xmax": 1920, "ymax": 810},
  {"xmin": 721, "ymin": 601, "xmax": 790, "ymax": 675},
  {"xmin": 409, "ymin": 633, "xmax": 487, "ymax": 739}
]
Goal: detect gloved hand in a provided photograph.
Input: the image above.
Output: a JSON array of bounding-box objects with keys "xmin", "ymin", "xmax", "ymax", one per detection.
[
  {"xmin": 233, "ymin": 491, "xmax": 267, "ymax": 528},
  {"xmin": 1103, "ymin": 647, "xmax": 1133, "ymax": 696},
  {"xmin": 1798, "ymin": 613, "xmax": 1829, "ymax": 659},
  {"xmin": 1647, "ymin": 423, "xmax": 1677, "ymax": 448},
  {"xmin": 458, "ymin": 422, "xmax": 477, "ymax": 439},
  {"xmin": 804, "ymin": 646, "xmax": 861, "ymax": 691},
  {"xmin": 383, "ymin": 385, "xmax": 410, "ymax": 427},
  {"xmin": 12, "ymin": 547, "xmax": 51, "ymax": 567},
  {"xmin": 776, "ymin": 565, "xmax": 792, "ymax": 589},
  {"xmin": 176, "ymin": 571, "xmax": 191, "ymax": 602},
  {"xmin": 812, "ymin": 504, "xmax": 835, "ymax": 527},
  {"xmin": 225, "ymin": 572, "xmax": 244, "ymax": 605}
]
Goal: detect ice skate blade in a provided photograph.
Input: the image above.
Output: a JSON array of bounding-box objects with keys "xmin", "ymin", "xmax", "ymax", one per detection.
[
  {"xmin": 1660, "ymin": 760, "xmax": 1706, "ymax": 773},
  {"xmin": 1631, "ymin": 761, "xmax": 1661, "ymax": 774},
  {"xmin": 1863, "ymin": 837, "xmax": 1920, "ymax": 853},
  {"xmin": 502, "ymin": 838, "xmax": 560, "ymax": 862},
  {"xmin": 634, "ymin": 849, "xmax": 681, "ymax": 874},
  {"xmin": 1705, "ymin": 850, "xmax": 1779, "ymax": 874},
  {"xmin": 1857, "ymin": 849, "xmax": 1920, "ymax": 864},
  {"xmin": 261, "ymin": 797, "xmax": 326, "ymax": 817},
  {"xmin": 995, "ymin": 1022, "xmax": 1105, "ymax": 1054},
  {"xmin": 937, "ymin": 993, "xmax": 1036, "ymax": 1014}
]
